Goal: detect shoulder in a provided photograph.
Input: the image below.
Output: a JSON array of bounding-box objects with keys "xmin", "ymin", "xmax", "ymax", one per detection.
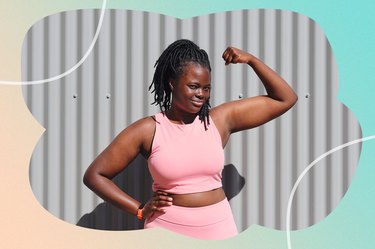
[
  {"xmin": 133, "ymin": 116, "xmax": 156, "ymax": 129},
  {"xmin": 210, "ymin": 101, "xmax": 237, "ymax": 129},
  {"xmin": 210, "ymin": 99, "xmax": 250, "ymax": 145},
  {"xmin": 209, "ymin": 104, "xmax": 234, "ymax": 147},
  {"xmin": 114, "ymin": 116, "xmax": 156, "ymax": 143},
  {"xmin": 124, "ymin": 116, "xmax": 156, "ymax": 137},
  {"xmin": 111, "ymin": 116, "xmax": 156, "ymax": 158}
]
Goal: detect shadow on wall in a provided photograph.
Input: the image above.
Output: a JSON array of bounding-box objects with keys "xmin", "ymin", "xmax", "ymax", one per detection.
[{"xmin": 77, "ymin": 157, "xmax": 245, "ymax": 231}]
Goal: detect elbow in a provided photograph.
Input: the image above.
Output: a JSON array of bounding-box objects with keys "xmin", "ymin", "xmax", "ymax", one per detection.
[
  {"xmin": 282, "ymin": 93, "xmax": 298, "ymax": 113},
  {"xmin": 287, "ymin": 91, "xmax": 298, "ymax": 108},
  {"xmin": 83, "ymin": 165, "xmax": 110, "ymax": 190},
  {"xmin": 291, "ymin": 93, "xmax": 298, "ymax": 107},
  {"xmin": 83, "ymin": 170, "xmax": 90, "ymax": 188},
  {"xmin": 83, "ymin": 167, "xmax": 95, "ymax": 189}
]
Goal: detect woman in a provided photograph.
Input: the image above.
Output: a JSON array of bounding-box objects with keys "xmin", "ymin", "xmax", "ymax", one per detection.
[{"xmin": 83, "ymin": 39, "xmax": 297, "ymax": 240}]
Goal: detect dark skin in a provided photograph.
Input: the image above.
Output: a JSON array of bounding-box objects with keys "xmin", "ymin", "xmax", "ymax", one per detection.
[
  {"xmin": 166, "ymin": 62, "xmax": 211, "ymax": 124},
  {"xmin": 83, "ymin": 46, "xmax": 298, "ymax": 220}
]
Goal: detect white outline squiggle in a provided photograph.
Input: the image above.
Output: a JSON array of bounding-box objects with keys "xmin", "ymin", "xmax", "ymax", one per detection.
[
  {"xmin": 0, "ymin": 0, "xmax": 107, "ymax": 86},
  {"xmin": 286, "ymin": 135, "xmax": 375, "ymax": 249}
]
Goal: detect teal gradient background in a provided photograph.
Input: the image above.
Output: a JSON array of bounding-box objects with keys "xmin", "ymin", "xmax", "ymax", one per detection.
[
  {"xmin": 109, "ymin": 1, "xmax": 375, "ymax": 248},
  {"xmin": 9, "ymin": 0, "xmax": 375, "ymax": 248}
]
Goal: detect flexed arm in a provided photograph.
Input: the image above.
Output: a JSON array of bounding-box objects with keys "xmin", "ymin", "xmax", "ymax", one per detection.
[{"xmin": 211, "ymin": 47, "xmax": 298, "ymax": 145}]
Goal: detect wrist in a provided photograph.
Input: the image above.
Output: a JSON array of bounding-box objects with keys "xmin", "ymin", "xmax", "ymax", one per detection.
[
  {"xmin": 136, "ymin": 203, "xmax": 145, "ymax": 220},
  {"xmin": 246, "ymin": 54, "xmax": 257, "ymax": 66}
]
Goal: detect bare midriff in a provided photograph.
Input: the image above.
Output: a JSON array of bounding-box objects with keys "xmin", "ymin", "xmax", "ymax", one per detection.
[{"xmin": 166, "ymin": 187, "xmax": 226, "ymax": 207}]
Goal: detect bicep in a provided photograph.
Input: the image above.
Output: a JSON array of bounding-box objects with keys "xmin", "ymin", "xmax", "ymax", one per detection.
[{"xmin": 213, "ymin": 96, "xmax": 292, "ymax": 134}]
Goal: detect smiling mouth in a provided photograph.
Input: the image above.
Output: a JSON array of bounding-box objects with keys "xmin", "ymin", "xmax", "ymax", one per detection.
[{"xmin": 191, "ymin": 100, "xmax": 204, "ymax": 107}]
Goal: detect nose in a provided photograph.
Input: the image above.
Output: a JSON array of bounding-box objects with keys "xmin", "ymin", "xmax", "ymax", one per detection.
[{"xmin": 195, "ymin": 88, "xmax": 204, "ymax": 99}]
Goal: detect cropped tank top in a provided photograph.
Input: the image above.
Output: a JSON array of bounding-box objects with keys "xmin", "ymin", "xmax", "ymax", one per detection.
[{"xmin": 147, "ymin": 113, "xmax": 224, "ymax": 194}]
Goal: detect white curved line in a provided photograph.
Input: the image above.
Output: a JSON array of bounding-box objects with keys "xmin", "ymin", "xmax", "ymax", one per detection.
[
  {"xmin": 286, "ymin": 135, "xmax": 375, "ymax": 249},
  {"xmin": 0, "ymin": 0, "xmax": 107, "ymax": 85}
]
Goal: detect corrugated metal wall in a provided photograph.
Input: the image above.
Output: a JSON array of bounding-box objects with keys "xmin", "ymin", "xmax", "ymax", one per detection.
[{"xmin": 22, "ymin": 9, "xmax": 362, "ymax": 231}]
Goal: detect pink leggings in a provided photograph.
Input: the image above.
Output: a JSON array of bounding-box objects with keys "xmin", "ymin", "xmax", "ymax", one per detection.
[{"xmin": 144, "ymin": 198, "xmax": 238, "ymax": 240}]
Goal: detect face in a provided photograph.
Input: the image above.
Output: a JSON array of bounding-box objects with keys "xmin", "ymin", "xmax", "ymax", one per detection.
[{"xmin": 169, "ymin": 63, "xmax": 211, "ymax": 114}]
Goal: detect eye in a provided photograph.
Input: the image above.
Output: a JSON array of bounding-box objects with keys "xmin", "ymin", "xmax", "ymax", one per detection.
[
  {"xmin": 203, "ymin": 86, "xmax": 211, "ymax": 92},
  {"xmin": 188, "ymin": 85, "xmax": 198, "ymax": 89}
]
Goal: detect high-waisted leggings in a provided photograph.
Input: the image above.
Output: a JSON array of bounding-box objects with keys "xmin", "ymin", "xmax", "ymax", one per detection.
[{"xmin": 144, "ymin": 198, "xmax": 238, "ymax": 240}]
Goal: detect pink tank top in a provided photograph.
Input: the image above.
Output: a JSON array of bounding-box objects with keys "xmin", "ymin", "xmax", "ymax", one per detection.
[{"xmin": 147, "ymin": 113, "xmax": 224, "ymax": 194}]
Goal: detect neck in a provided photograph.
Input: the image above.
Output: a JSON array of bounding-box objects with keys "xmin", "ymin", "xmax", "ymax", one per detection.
[{"xmin": 165, "ymin": 109, "xmax": 197, "ymax": 124}]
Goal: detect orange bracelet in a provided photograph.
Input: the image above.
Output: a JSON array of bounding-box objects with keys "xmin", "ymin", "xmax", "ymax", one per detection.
[
  {"xmin": 136, "ymin": 208, "xmax": 143, "ymax": 220},
  {"xmin": 136, "ymin": 203, "xmax": 145, "ymax": 220}
]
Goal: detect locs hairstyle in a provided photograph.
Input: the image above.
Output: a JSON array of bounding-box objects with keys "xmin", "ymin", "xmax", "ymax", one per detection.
[{"xmin": 149, "ymin": 39, "xmax": 212, "ymax": 130}]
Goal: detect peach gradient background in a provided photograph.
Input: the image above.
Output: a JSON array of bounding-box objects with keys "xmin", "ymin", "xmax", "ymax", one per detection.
[
  {"xmin": 0, "ymin": 2, "xmax": 201, "ymax": 249},
  {"xmin": 0, "ymin": 1, "xmax": 246, "ymax": 248}
]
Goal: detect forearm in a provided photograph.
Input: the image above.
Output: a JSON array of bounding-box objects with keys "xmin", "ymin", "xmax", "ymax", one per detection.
[
  {"xmin": 248, "ymin": 56, "xmax": 297, "ymax": 106},
  {"xmin": 83, "ymin": 172, "xmax": 140, "ymax": 216}
]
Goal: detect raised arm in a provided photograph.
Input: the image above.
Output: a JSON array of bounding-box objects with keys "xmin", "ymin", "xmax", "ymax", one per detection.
[
  {"xmin": 211, "ymin": 46, "xmax": 298, "ymax": 146},
  {"xmin": 83, "ymin": 117, "xmax": 172, "ymax": 220}
]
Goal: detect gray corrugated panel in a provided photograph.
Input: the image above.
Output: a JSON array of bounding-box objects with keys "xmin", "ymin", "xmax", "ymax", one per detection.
[{"xmin": 22, "ymin": 9, "xmax": 362, "ymax": 231}]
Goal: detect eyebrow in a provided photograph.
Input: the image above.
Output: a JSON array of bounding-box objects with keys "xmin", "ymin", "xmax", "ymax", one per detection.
[{"xmin": 190, "ymin": 82, "xmax": 211, "ymax": 86}]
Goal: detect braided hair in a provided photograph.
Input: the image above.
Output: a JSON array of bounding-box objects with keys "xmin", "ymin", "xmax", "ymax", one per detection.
[{"xmin": 149, "ymin": 39, "xmax": 212, "ymax": 130}]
